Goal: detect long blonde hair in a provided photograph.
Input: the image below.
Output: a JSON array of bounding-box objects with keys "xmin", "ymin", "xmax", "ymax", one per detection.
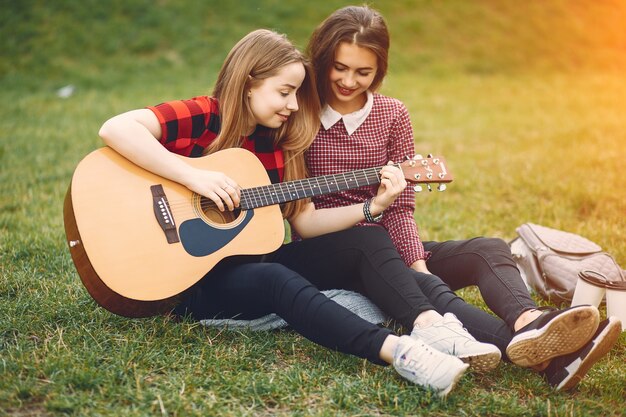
[
  {"xmin": 210, "ymin": 29, "xmax": 320, "ymax": 218},
  {"xmin": 307, "ymin": 6, "xmax": 390, "ymax": 107}
]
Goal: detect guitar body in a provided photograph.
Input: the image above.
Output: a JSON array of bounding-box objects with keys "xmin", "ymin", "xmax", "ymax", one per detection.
[{"xmin": 64, "ymin": 147, "xmax": 285, "ymax": 318}]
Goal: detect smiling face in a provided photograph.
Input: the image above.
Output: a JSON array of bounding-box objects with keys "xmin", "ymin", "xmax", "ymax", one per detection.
[
  {"xmin": 247, "ymin": 62, "xmax": 305, "ymax": 132},
  {"xmin": 327, "ymin": 42, "xmax": 378, "ymax": 114}
]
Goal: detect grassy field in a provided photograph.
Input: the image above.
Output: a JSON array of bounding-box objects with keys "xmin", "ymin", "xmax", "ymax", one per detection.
[{"xmin": 1, "ymin": 1, "xmax": 625, "ymax": 416}]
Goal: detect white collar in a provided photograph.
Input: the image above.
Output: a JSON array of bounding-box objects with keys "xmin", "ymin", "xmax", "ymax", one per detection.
[{"xmin": 320, "ymin": 91, "xmax": 374, "ymax": 135}]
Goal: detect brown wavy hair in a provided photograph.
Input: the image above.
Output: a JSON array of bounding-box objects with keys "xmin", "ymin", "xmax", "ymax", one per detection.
[
  {"xmin": 209, "ymin": 29, "xmax": 320, "ymax": 218},
  {"xmin": 307, "ymin": 5, "xmax": 390, "ymax": 107}
]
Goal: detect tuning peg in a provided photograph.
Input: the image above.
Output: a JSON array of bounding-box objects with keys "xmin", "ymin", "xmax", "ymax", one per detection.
[
  {"xmin": 403, "ymin": 155, "xmax": 414, "ymax": 167},
  {"xmin": 437, "ymin": 184, "xmax": 447, "ymax": 192},
  {"xmin": 413, "ymin": 185, "xmax": 423, "ymax": 193},
  {"xmin": 427, "ymin": 153, "xmax": 433, "ymax": 158},
  {"xmin": 413, "ymin": 154, "xmax": 423, "ymax": 160},
  {"xmin": 427, "ymin": 184, "xmax": 432, "ymax": 192}
]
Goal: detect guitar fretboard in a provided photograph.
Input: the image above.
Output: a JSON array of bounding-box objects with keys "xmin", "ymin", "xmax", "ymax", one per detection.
[{"xmin": 239, "ymin": 165, "xmax": 393, "ymax": 210}]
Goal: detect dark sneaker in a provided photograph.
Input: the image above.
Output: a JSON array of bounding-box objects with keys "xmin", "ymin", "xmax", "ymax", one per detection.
[
  {"xmin": 506, "ymin": 305, "xmax": 600, "ymax": 367},
  {"xmin": 543, "ymin": 316, "xmax": 622, "ymax": 391}
]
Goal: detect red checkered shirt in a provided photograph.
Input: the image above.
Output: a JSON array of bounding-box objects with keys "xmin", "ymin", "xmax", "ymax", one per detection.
[
  {"xmin": 148, "ymin": 96, "xmax": 284, "ymax": 183},
  {"xmin": 304, "ymin": 93, "xmax": 428, "ymax": 265}
]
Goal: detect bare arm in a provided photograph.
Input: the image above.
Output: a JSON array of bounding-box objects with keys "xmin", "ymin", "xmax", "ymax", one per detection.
[
  {"xmin": 98, "ymin": 109, "xmax": 240, "ymax": 211},
  {"xmin": 290, "ymin": 164, "xmax": 406, "ymax": 238}
]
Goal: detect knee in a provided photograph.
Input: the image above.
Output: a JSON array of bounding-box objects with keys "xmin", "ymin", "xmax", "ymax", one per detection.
[
  {"xmin": 468, "ymin": 237, "xmax": 510, "ymax": 255},
  {"xmin": 344, "ymin": 225, "xmax": 390, "ymax": 241},
  {"xmin": 466, "ymin": 237, "xmax": 517, "ymax": 268},
  {"xmin": 352, "ymin": 226, "xmax": 395, "ymax": 252},
  {"xmin": 259, "ymin": 263, "xmax": 312, "ymax": 294}
]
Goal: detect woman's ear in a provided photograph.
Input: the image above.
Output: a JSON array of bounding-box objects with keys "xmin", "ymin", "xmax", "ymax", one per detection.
[{"xmin": 246, "ymin": 75, "xmax": 254, "ymax": 97}]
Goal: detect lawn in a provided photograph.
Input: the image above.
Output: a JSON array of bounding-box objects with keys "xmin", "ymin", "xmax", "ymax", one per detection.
[{"xmin": 1, "ymin": 1, "xmax": 625, "ymax": 416}]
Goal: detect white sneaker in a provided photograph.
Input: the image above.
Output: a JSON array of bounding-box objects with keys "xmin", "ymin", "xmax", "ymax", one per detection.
[
  {"xmin": 393, "ymin": 335, "xmax": 469, "ymax": 397},
  {"xmin": 411, "ymin": 313, "xmax": 501, "ymax": 373}
]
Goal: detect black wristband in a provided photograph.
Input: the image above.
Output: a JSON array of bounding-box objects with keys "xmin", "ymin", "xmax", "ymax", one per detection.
[{"xmin": 363, "ymin": 198, "xmax": 383, "ymax": 223}]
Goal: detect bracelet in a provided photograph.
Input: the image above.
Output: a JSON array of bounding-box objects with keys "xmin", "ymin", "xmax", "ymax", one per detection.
[{"xmin": 363, "ymin": 198, "xmax": 383, "ymax": 223}]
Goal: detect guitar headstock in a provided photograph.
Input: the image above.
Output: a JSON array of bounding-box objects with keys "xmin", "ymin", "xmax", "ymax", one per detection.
[{"xmin": 398, "ymin": 154, "xmax": 453, "ymax": 193}]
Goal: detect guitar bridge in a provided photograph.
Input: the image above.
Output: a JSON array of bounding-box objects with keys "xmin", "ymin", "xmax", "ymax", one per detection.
[{"xmin": 150, "ymin": 185, "xmax": 180, "ymax": 244}]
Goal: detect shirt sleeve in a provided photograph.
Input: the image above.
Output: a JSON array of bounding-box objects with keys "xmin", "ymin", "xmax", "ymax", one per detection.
[
  {"xmin": 147, "ymin": 96, "xmax": 218, "ymax": 157},
  {"xmin": 382, "ymin": 101, "xmax": 429, "ymax": 266}
]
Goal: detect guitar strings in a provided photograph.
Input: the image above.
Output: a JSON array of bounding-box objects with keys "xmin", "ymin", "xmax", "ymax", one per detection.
[
  {"xmin": 153, "ymin": 160, "xmax": 439, "ymax": 215},
  {"xmin": 159, "ymin": 167, "xmax": 386, "ymax": 212}
]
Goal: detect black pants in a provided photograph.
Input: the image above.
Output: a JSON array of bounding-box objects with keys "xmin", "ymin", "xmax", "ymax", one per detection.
[
  {"xmin": 423, "ymin": 238, "xmax": 538, "ymax": 322},
  {"xmin": 275, "ymin": 228, "xmax": 522, "ymax": 356},
  {"xmin": 174, "ymin": 228, "xmax": 402, "ymax": 365},
  {"xmin": 175, "ymin": 227, "xmax": 523, "ymax": 362},
  {"xmin": 270, "ymin": 227, "xmax": 434, "ymax": 328}
]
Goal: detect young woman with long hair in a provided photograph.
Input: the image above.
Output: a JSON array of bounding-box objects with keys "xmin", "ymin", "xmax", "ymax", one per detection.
[
  {"xmin": 98, "ymin": 28, "xmax": 479, "ymax": 397},
  {"xmin": 303, "ymin": 5, "xmax": 620, "ymax": 391}
]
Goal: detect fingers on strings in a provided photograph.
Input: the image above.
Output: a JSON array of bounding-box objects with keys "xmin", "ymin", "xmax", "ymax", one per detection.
[{"xmin": 213, "ymin": 182, "xmax": 241, "ymax": 211}]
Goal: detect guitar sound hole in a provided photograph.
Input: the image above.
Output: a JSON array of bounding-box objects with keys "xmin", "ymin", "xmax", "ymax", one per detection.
[{"xmin": 199, "ymin": 196, "xmax": 241, "ymax": 225}]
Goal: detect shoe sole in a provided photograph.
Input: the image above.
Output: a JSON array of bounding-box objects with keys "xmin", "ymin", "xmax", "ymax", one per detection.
[
  {"xmin": 506, "ymin": 306, "xmax": 600, "ymax": 367},
  {"xmin": 555, "ymin": 318, "xmax": 621, "ymax": 391},
  {"xmin": 459, "ymin": 351, "xmax": 501, "ymax": 373}
]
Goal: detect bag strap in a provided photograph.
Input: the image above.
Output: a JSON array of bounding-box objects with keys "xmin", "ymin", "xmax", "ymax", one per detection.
[{"xmin": 579, "ymin": 269, "xmax": 626, "ymax": 289}]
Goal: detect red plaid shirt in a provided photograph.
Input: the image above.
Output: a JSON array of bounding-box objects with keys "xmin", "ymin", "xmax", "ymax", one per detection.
[
  {"xmin": 148, "ymin": 96, "xmax": 284, "ymax": 183},
  {"xmin": 305, "ymin": 93, "xmax": 428, "ymax": 265}
]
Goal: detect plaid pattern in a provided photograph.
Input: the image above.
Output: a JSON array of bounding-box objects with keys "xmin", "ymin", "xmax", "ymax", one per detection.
[
  {"xmin": 148, "ymin": 96, "xmax": 284, "ymax": 183},
  {"xmin": 305, "ymin": 93, "xmax": 428, "ymax": 265}
]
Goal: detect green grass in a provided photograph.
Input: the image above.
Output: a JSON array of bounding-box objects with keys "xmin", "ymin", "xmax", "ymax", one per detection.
[{"xmin": 2, "ymin": 1, "xmax": 625, "ymax": 416}]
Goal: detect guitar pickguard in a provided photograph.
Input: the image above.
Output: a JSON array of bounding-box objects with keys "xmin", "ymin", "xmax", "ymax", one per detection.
[{"xmin": 178, "ymin": 209, "xmax": 254, "ymax": 257}]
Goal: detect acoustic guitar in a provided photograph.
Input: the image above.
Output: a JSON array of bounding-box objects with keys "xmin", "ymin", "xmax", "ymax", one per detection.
[{"xmin": 63, "ymin": 147, "xmax": 452, "ymax": 317}]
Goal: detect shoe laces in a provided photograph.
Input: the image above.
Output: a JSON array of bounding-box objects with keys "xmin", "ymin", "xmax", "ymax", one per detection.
[{"xmin": 398, "ymin": 341, "xmax": 438, "ymax": 375}]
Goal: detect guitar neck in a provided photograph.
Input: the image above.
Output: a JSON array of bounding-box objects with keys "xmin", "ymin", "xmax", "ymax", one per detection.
[{"xmin": 239, "ymin": 165, "xmax": 390, "ymax": 210}]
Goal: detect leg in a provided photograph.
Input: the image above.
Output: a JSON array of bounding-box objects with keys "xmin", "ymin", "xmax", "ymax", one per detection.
[
  {"xmin": 423, "ymin": 237, "xmax": 537, "ymax": 328},
  {"xmin": 273, "ymin": 228, "xmax": 501, "ymax": 371},
  {"xmin": 174, "ymin": 261, "xmax": 392, "ymax": 365},
  {"xmin": 271, "ymin": 227, "xmax": 434, "ymax": 329},
  {"xmin": 175, "ymin": 261, "xmax": 469, "ymax": 396},
  {"xmin": 412, "ymin": 270, "xmax": 514, "ymax": 357}
]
